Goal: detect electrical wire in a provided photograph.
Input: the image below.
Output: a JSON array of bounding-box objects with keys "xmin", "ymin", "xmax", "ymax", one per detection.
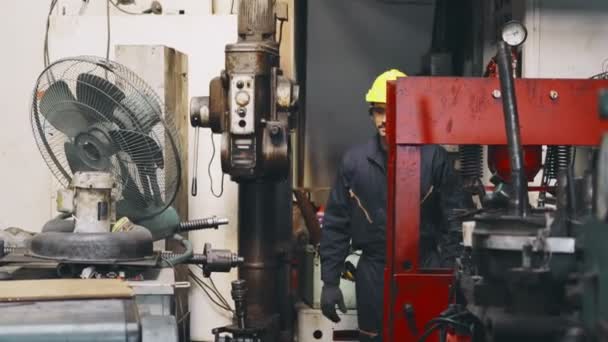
[
  {"xmin": 160, "ymin": 255, "xmax": 189, "ymax": 340},
  {"xmin": 417, "ymin": 306, "xmax": 483, "ymax": 342},
  {"xmin": 44, "ymin": 0, "xmax": 59, "ymax": 68},
  {"xmin": 106, "ymin": 0, "xmax": 111, "ymax": 62},
  {"xmin": 208, "ymin": 275, "xmax": 232, "ymax": 308},
  {"xmin": 189, "ymin": 270, "xmax": 228, "ymax": 310},
  {"xmin": 188, "ymin": 269, "xmax": 233, "ymax": 312},
  {"xmin": 109, "ymin": 0, "xmax": 143, "ymax": 15},
  {"xmin": 191, "ymin": 275, "xmax": 233, "ymax": 313},
  {"xmin": 177, "ymin": 310, "xmax": 190, "ymax": 324},
  {"xmin": 278, "ymin": 20, "xmax": 285, "ymax": 47},
  {"xmin": 176, "ymin": 288, "xmax": 188, "ymax": 341},
  {"xmin": 196, "ymin": 265, "xmax": 231, "ymax": 308},
  {"xmin": 208, "ymin": 133, "xmax": 225, "ymax": 198},
  {"xmin": 230, "ymin": 0, "xmax": 235, "ymax": 14}
]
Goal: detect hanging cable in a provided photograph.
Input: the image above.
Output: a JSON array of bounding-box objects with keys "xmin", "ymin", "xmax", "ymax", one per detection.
[
  {"xmin": 106, "ymin": 0, "xmax": 111, "ymax": 62},
  {"xmin": 191, "ymin": 127, "xmax": 200, "ymax": 196},
  {"xmin": 208, "ymin": 133, "xmax": 225, "ymax": 198},
  {"xmin": 196, "ymin": 265, "xmax": 231, "ymax": 308},
  {"xmin": 208, "ymin": 274, "xmax": 232, "ymax": 308},
  {"xmin": 278, "ymin": 20, "xmax": 285, "ymax": 47},
  {"xmin": 188, "ymin": 269, "xmax": 233, "ymax": 312},
  {"xmin": 190, "ymin": 271, "xmax": 230, "ymax": 311},
  {"xmin": 161, "ymin": 255, "xmax": 189, "ymax": 341},
  {"xmin": 109, "ymin": 0, "xmax": 143, "ymax": 15},
  {"xmin": 44, "ymin": 0, "xmax": 59, "ymax": 68}
]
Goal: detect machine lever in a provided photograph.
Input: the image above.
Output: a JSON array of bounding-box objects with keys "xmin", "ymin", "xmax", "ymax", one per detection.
[
  {"xmin": 191, "ymin": 127, "xmax": 200, "ymax": 196},
  {"xmin": 404, "ymin": 303, "xmax": 419, "ymax": 336}
]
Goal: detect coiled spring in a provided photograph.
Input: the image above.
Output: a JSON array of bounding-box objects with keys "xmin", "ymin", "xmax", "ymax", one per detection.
[{"xmin": 459, "ymin": 145, "xmax": 484, "ymax": 179}]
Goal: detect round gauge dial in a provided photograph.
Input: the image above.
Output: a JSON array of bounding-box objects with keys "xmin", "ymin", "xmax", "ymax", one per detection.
[{"xmin": 502, "ymin": 21, "xmax": 528, "ymax": 47}]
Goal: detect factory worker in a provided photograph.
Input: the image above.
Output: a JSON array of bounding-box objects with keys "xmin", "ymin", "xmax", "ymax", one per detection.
[{"xmin": 319, "ymin": 69, "xmax": 471, "ymax": 341}]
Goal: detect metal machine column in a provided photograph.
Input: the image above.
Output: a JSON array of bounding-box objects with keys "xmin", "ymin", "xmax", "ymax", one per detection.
[
  {"xmin": 238, "ymin": 180, "xmax": 292, "ymax": 333},
  {"xmin": 190, "ymin": 1, "xmax": 298, "ymax": 339}
]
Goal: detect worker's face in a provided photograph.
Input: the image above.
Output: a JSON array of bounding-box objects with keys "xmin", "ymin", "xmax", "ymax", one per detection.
[{"xmin": 370, "ymin": 103, "xmax": 387, "ymax": 137}]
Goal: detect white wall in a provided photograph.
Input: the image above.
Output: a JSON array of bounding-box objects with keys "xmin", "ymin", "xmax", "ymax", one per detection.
[
  {"xmin": 0, "ymin": 2, "xmax": 240, "ymax": 341},
  {"xmin": 523, "ymin": 0, "xmax": 608, "ymax": 78},
  {"xmin": 0, "ymin": 2, "xmax": 55, "ymax": 231},
  {"xmin": 522, "ymin": 0, "xmax": 608, "ymax": 178}
]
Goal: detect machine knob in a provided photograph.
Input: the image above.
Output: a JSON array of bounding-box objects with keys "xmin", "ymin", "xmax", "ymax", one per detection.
[
  {"xmin": 237, "ymin": 108, "xmax": 247, "ymax": 117},
  {"xmin": 235, "ymin": 91, "xmax": 250, "ymax": 106}
]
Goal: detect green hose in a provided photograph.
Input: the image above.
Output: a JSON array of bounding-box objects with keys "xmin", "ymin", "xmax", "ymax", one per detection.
[{"xmin": 160, "ymin": 234, "xmax": 193, "ymax": 267}]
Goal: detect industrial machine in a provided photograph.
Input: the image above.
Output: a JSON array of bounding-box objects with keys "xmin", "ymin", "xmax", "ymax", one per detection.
[
  {"xmin": 190, "ymin": 1, "xmax": 298, "ymax": 341},
  {"xmin": 0, "ymin": 55, "xmax": 242, "ymax": 341},
  {"xmin": 383, "ymin": 34, "xmax": 608, "ymax": 341}
]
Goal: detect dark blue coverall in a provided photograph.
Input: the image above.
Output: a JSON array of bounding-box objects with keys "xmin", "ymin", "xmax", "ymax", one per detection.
[{"xmin": 320, "ymin": 135, "xmax": 470, "ymax": 340}]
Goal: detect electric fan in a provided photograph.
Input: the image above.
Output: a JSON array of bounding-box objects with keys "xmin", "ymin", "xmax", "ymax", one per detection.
[
  {"xmin": 32, "ymin": 55, "xmax": 181, "ymax": 222},
  {"xmin": 24, "ymin": 55, "xmax": 182, "ymax": 262},
  {"xmin": 25, "ymin": 56, "xmax": 233, "ymax": 263}
]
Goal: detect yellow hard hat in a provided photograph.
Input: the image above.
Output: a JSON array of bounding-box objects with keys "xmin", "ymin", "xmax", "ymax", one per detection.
[{"xmin": 365, "ymin": 69, "xmax": 407, "ymax": 104}]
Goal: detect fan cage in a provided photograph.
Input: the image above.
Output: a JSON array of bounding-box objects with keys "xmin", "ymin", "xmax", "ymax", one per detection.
[{"xmin": 31, "ymin": 56, "xmax": 182, "ymax": 220}]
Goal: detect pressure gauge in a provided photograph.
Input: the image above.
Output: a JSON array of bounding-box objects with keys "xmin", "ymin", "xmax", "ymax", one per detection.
[{"xmin": 501, "ymin": 21, "xmax": 528, "ymax": 47}]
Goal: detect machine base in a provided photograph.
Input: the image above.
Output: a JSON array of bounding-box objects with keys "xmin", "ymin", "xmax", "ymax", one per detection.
[{"xmin": 296, "ymin": 302, "xmax": 359, "ymax": 342}]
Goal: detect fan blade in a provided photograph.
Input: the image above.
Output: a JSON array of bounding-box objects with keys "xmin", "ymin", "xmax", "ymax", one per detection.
[
  {"xmin": 64, "ymin": 142, "xmax": 94, "ymax": 173},
  {"xmin": 76, "ymin": 73, "xmax": 126, "ymax": 124},
  {"xmin": 109, "ymin": 130, "xmax": 164, "ymax": 169},
  {"xmin": 116, "ymin": 155, "xmax": 147, "ymax": 206},
  {"xmin": 39, "ymin": 81, "xmax": 90, "ymax": 137},
  {"xmin": 109, "ymin": 130, "xmax": 165, "ymax": 206}
]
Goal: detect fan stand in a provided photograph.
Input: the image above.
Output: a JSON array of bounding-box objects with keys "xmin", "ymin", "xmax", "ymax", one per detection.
[{"xmin": 30, "ymin": 171, "xmax": 155, "ymax": 263}]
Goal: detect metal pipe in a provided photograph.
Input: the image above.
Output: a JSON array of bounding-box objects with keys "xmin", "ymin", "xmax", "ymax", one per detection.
[{"xmin": 496, "ymin": 41, "xmax": 529, "ymax": 217}]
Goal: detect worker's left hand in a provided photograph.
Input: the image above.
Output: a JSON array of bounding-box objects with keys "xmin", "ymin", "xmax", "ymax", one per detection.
[{"xmin": 321, "ymin": 284, "xmax": 347, "ymax": 323}]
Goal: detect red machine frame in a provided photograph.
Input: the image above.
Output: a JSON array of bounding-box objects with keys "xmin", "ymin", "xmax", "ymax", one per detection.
[{"xmin": 383, "ymin": 76, "xmax": 608, "ymax": 341}]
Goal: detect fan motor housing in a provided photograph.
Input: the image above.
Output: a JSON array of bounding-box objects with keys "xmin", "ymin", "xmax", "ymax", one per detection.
[{"xmin": 58, "ymin": 171, "xmax": 116, "ymax": 233}]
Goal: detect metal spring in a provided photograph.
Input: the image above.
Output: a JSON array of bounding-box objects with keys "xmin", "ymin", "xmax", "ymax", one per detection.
[
  {"xmin": 546, "ymin": 146, "xmax": 571, "ymax": 180},
  {"xmin": 178, "ymin": 217, "xmax": 229, "ymax": 232},
  {"xmin": 161, "ymin": 251, "xmax": 206, "ymax": 264},
  {"xmin": 459, "ymin": 145, "xmax": 483, "ymax": 179}
]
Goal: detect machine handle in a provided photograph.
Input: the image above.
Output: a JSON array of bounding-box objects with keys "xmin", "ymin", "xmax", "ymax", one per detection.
[
  {"xmin": 404, "ymin": 303, "xmax": 419, "ymax": 336},
  {"xmin": 191, "ymin": 127, "xmax": 200, "ymax": 196}
]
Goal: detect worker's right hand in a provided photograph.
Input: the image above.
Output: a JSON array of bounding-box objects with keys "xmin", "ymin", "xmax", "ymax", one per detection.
[{"xmin": 321, "ymin": 284, "xmax": 347, "ymax": 323}]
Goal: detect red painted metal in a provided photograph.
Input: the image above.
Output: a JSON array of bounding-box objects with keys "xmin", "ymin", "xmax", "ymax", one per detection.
[
  {"xmin": 488, "ymin": 145, "xmax": 543, "ymax": 182},
  {"xmin": 384, "ymin": 76, "xmax": 608, "ymax": 342},
  {"xmin": 394, "ymin": 77, "xmax": 608, "ymax": 146},
  {"xmin": 391, "ymin": 273, "xmax": 453, "ymax": 340}
]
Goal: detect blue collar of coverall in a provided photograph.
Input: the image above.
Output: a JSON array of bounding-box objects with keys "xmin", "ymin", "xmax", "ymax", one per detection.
[{"xmin": 365, "ymin": 134, "xmax": 387, "ymax": 174}]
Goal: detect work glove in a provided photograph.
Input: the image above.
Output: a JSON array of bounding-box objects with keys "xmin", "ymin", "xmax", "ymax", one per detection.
[{"xmin": 321, "ymin": 284, "xmax": 347, "ymax": 323}]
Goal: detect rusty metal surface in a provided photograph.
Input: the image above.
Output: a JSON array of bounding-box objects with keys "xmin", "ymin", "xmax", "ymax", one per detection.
[
  {"xmin": 237, "ymin": 0, "xmax": 275, "ymax": 38},
  {"xmin": 393, "ymin": 77, "xmax": 608, "ymax": 146},
  {"xmin": 225, "ymin": 44, "xmax": 279, "ymax": 74},
  {"xmin": 208, "ymin": 77, "xmax": 227, "ymax": 133}
]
